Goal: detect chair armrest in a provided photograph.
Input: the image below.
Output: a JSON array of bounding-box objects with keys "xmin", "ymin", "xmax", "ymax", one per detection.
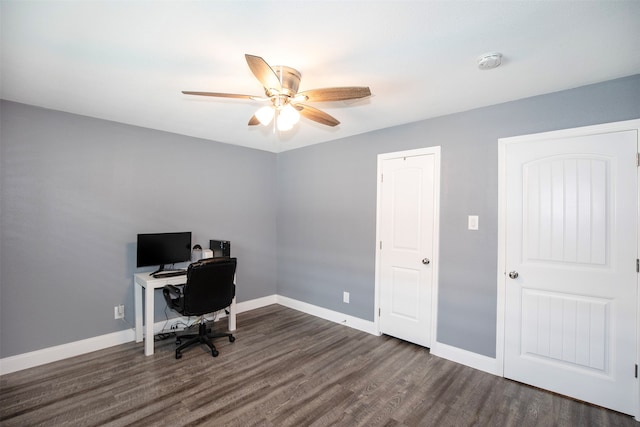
[
  {"xmin": 163, "ymin": 284, "xmax": 182, "ymax": 298},
  {"xmin": 162, "ymin": 284, "xmax": 184, "ymax": 310}
]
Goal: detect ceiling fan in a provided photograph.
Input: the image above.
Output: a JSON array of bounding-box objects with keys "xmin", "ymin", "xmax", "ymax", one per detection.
[{"xmin": 182, "ymin": 54, "xmax": 371, "ymax": 131}]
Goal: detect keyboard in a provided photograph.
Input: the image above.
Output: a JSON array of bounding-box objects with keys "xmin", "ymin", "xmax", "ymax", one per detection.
[{"xmin": 152, "ymin": 270, "xmax": 187, "ymax": 278}]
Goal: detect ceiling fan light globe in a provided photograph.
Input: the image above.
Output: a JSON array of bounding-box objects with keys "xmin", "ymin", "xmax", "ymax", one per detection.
[
  {"xmin": 277, "ymin": 119, "xmax": 295, "ymax": 132},
  {"xmin": 277, "ymin": 103, "xmax": 300, "ymax": 131},
  {"xmin": 255, "ymin": 106, "xmax": 274, "ymax": 126}
]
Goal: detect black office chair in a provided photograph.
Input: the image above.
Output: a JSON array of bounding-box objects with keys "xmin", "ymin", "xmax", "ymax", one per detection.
[{"xmin": 162, "ymin": 257, "xmax": 237, "ymax": 359}]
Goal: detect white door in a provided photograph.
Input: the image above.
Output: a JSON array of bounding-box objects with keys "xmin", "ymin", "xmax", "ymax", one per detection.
[
  {"xmin": 502, "ymin": 127, "xmax": 638, "ymax": 415},
  {"xmin": 376, "ymin": 147, "xmax": 440, "ymax": 348}
]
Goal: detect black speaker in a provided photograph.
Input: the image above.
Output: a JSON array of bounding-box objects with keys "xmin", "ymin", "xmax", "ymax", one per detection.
[{"xmin": 210, "ymin": 239, "xmax": 231, "ymax": 257}]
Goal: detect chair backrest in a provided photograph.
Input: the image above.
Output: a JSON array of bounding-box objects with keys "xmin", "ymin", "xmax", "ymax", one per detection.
[{"xmin": 182, "ymin": 257, "xmax": 237, "ymax": 316}]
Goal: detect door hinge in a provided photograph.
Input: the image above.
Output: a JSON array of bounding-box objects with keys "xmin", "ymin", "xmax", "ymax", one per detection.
[
  {"xmin": 379, "ymin": 241, "xmax": 383, "ymax": 250},
  {"xmin": 636, "ymin": 259, "xmax": 639, "ymax": 273},
  {"xmin": 635, "ymin": 364, "xmax": 638, "ymax": 378},
  {"xmin": 636, "ymin": 153, "xmax": 639, "ymax": 167},
  {"xmin": 381, "ymin": 173, "xmax": 384, "ymax": 183},
  {"xmin": 379, "ymin": 307, "xmax": 381, "ymax": 317}
]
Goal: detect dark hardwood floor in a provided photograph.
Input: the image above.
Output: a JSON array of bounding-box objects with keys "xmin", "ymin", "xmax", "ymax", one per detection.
[{"xmin": 1, "ymin": 304, "xmax": 636, "ymax": 426}]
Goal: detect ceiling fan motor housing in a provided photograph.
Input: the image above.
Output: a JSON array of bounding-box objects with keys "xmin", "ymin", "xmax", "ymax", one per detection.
[{"xmin": 268, "ymin": 66, "xmax": 301, "ymax": 97}]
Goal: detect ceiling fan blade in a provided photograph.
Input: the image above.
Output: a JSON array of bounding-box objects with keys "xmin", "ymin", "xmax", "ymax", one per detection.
[
  {"xmin": 248, "ymin": 115, "xmax": 260, "ymax": 126},
  {"xmin": 182, "ymin": 91, "xmax": 255, "ymax": 99},
  {"xmin": 245, "ymin": 54, "xmax": 282, "ymax": 92},
  {"xmin": 296, "ymin": 104, "xmax": 340, "ymax": 127},
  {"xmin": 297, "ymin": 87, "xmax": 371, "ymax": 102}
]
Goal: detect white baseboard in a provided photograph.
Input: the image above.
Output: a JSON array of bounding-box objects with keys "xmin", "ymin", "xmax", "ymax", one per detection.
[
  {"xmin": 273, "ymin": 297, "xmax": 499, "ymax": 377},
  {"xmin": 430, "ymin": 340, "xmax": 499, "ymax": 375},
  {"xmin": 0, "ymin": 294, "xmax": 278, "ymax": 375},
  {"xmin": 276, "ymin": 295, "xmax": 378, "ymax": 335},
  {"xmin": 156, "ymin": 295, "xmax": 279, "ymax": 333},
  {"xmin": 2, "ymin": 294, "xmax": 498, "ymax": 378},
  {"xmin": 238, "ymin": 294, "xmax": 278, "ymax": 313},
  {"xmin": 0, "ymin": 329, "xmax": 136, "ymax": 376}
]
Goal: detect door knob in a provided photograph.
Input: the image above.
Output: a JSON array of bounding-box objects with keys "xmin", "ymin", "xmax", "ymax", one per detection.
[
  {"xmin": 508, "ymin": 271, "xmax": 519, "ymax": 279},
  {"xmin": 422, "ymin": 258, "xmax": 430, "ymax": 265}
]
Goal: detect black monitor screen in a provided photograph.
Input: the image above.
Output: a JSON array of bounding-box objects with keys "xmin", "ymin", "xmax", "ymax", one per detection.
[{"xmin": 136, "ymin": 232, "xmax": 192, "ymax": 270}]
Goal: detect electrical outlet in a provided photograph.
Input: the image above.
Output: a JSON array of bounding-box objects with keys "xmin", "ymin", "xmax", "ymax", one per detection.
[
  {"xmin": 114, "ymin": 304, "xmax": 124, "ymax": 319},
  {"xmin": 343, "ymin": 291, "xmax": 350, "ymax": 304},
  {"xmin": 468, "ymin": 215, "xmax": 479, "ymax": 230}
]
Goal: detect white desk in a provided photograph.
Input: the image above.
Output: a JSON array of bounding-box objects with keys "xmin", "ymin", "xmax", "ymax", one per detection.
[{"xmin": 134, "ymin": 272, "xmax": 237, "ymax": 356}]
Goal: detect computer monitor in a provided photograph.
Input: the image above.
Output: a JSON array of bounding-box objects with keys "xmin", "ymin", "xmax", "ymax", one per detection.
[{"xmin": 136, "ymin": 232, "xmax": 192, "ymax": 274}]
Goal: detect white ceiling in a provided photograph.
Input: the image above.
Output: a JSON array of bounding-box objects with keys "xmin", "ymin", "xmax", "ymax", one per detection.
[{"xmin": 2, "ymin": 1, "xmax": 639, "ymax": 153}]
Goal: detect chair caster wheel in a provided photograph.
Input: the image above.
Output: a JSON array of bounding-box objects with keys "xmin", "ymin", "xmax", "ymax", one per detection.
[
  {"xmin": 229, "ymin": 336, "xmax": 235, "ymax": 343},
  {"xmin": 175, "ymin": 339, "xmax": 181, "ymax": 346},
  {"xmin": 212, "ymin": 349, "xmax": 219, "ymax": 357},
  {"xmin": 175, "ymin": 352, "xmax": 182, "ymax": 359}
]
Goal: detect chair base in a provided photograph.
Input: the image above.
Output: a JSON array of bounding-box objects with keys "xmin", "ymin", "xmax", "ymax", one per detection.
[{"xmin": 175, "ymin": 322, "xmax": 235, "ymax": 359}]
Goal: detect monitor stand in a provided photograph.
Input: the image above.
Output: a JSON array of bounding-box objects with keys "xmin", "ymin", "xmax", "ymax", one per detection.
[{"xmin": 150, "ymin": 264, "xmax": 167, "ymax": 276}]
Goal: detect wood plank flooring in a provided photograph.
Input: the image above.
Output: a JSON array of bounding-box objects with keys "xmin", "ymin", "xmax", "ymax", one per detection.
[{"xmin": 1, "ymin": 304, "xmax": 636, "ymax": 426}]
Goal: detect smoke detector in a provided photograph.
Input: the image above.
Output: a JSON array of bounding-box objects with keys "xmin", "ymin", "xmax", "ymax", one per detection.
[{"xmin": 477, "ymin": 52, "xmax": 502, "ymax": 70}]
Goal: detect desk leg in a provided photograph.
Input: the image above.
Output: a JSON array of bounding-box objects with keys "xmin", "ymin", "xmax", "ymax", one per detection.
[
  {"xmin": 228, "ymin": 296, "xmax": 236, "ymax": 331},
  {"xmin": 144, "ymin": 285, "xmax": 155, "ymax": 356},
  {"xmin": 134, "ymin": 283, "xmax": 143, "ymax": 343}
]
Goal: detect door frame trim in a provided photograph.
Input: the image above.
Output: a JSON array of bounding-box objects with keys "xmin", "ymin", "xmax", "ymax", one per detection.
[
  {"xmin": 374, "ymin": 146, "xmax": 441, "ymax": 347},
  {"xmin": 497, "ymin": 119, "xmax": 640, "ymax": 420}
]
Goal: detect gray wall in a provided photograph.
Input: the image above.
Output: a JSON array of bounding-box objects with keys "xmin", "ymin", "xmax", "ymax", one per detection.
[
  {"xmin": 276, "ymin": 74, "xmax": 640, "ymax": 357},
  {"xmin": 0, "ymin": 101, "xmax": 278, "ymax": 358},
  {"xmin": 2, "ymin": 75, "xmax": 639, "ymax": 360}
]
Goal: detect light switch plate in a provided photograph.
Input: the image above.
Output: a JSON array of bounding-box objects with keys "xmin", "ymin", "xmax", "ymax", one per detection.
[{"xmin": 468, "ymin": 215, "xmax": 479, "ymax": 230}]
